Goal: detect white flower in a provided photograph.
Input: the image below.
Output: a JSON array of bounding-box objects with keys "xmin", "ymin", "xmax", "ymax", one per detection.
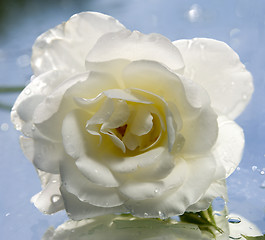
[{"xmin": 11, "ymin": 12, "xmax": 253, "ymax": 220}]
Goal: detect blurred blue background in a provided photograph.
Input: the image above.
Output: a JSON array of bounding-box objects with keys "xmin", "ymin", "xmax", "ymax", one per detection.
[{"xmin": 0, "ymin": 0, "xmax": 264, "ymax": 239}]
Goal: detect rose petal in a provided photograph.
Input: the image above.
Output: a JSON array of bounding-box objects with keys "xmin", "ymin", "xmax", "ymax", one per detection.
[
  {"xmin": 32, "ymin": 12, "xmax": 125, "ymax": 75},
  {"xmin": 125, "ymin": 154, "xmax": 216, "ymax": 218},
  {"xmin": 34, "ymin": 72, "xmax": 119, "ymax": 141},
  {"xmin": 86, "ymin": 98, "xmax": 114, "ymax": 125},
  {"xmin": 100, "ymin": 129, "xmax": 126, "ymax": 153},
  {"xmin": 123, "ymin": 61, "xmax": 196, "ymax": 117},
  {"xmin": 20, "ymin": 136, "xmax": 65, "ymax": 174},
  {"xmin": 122, "ymin": 131, "xmax": 139, "ymax": 151},
  {"xmin": 62, "ymin": 109, "xmax": 119, "ymax": 187},
  {"xmin": 103, "ymin": 89, "xmax": 152, "ymax": 104},
  {"xmin": 109, "ymin": 146, "xmax": 171, "ymax": 174},
  {"xmin": 123, "ymin": 145, "xmax": 175, "ymax": 180},
  {"xmin": 101, "ymin": 100, "xmax": 130, "ymax": 129},
  {"xmin": 60, "ymin": 186, "xmax": 126, "ymax": 220},
  {"xmin": 86, "ymin": 29, "xmax": 184, "ymax": 71},
  {"xmin": 212, "ymin": 116, "xmax": 245, "ymax": 177},
  {"xmin": 119, "ymin": 157, "xmax": 187, "ymax": 201},
  {"xmin": 31, "ymin": 172, "xmax": 64, "ymax": 214},
  {"xmin": 34, "ymin": 71, "xmax": 118, "ymax": 125},
  {"xmin": 173, "ymin": 38, "xmax": 254, "ymax": 119},
  {"xmin": 129, "ymin": 105, "xmax": 153, "ymax": 136},
  {"xmin": 181, "ymin": 105, "xmax": 218, "ymax": 154},
  {"xmin": 60, "ymin": 157, "xmax": 125, "ymax": 208},
  {"xmin": 11, "ymin": 70, "xmax": 68, "ymax": 133},
  {"xmin": 186, "ymin": 179, "xmax": 227, "ymax": 212}
]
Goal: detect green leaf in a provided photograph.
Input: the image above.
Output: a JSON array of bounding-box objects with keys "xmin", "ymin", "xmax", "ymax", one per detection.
[{"xmin": 242, "ymin": 234, "xmax": 265, "ymax": 240}]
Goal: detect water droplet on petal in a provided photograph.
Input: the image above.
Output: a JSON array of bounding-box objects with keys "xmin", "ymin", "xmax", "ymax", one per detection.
[
  {"xmin": 242, "ymin": 93, "xmax": 248, "ymax": 100},
  {"xmin": 154, "ymin": 188, "xmax": 159, "ymax": 194},
  {"xmin": 252, "ymin": 165, "xmax": 257, "ymax": 171},
  {"xmin": 260, "ymin": 170, "xmax": 265, "ymax": 175},
  {"xmin": 5, "ymin": 213, "xmax": 10, "ymax": 217},
  {"xmin": 228, "ymin": 217, "xmax": 241, "ymax": 224},
  {"xmin": 144, "ymin": 213, "xmax": 148, "ymax": 217},
  {"xmin": 24, "ymin": 88, "xmax": 31, "ymax": 95},
  {"xmin": 51, "ymin": 195, "xmax": 61, "ymax": 204}
]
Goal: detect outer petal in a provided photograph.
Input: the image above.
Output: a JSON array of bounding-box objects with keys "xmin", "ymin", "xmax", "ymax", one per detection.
[
  {"xmin": 32, "ymin": 12, "xmax": 125, "ymax": 75},
  {"xmin": 31, "ymin": 171, "xmax": 64, "ymax": 214},
  {"xmin": 186, "ymin": 179, "xmax": 227, "ymax": 212},
  {"xmin": 20, "ymin": 136, "xmax": 65, "ymax": 174},
  {"xmin": 125, "ymin": 154, "xmax": 217, "ymax": 218},
  {"xmin": 11, "ymin": 70, "xmax": 68, "ymax": 134},
  {"xmin": 60, "ymin": 157, "xmax": 125, "ymax": 208},
  {"xmin": 173, "ymin": 38, "xmax": 254, "ymax": 119},
  {"xmin": 86, "ymin": 30, "xmax": 184, "ymax": 71},
  {"xmin": 34, "ymin": 71, "xmax": 119, "ymax": 141},
  {"xmin": 212, "ymin": 116, "xmax": 245, "ymax": 177},
  {"xmin": 119, "ymin": 157, "xmax": 187, "ymax": 201},
  {"xmin": 60, "ymin": 186, "xmax": 127, "ymax": 220}
]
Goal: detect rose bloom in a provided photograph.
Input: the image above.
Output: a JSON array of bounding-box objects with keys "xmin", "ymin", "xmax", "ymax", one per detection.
[{"xmin": 11, "ymin": 12, "xmax": 253, "ymax": 220}]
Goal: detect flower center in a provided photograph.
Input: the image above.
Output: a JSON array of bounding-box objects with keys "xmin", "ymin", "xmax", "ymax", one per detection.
[
  {"xmin": 82, "ymin": 88, "xmax": 183, "ymax": 154},
  {"xmin": 116, "ymin": 124, "xmax": 127, "ymax": 138}
]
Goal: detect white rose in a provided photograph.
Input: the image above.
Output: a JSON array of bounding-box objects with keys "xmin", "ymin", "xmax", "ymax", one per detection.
[{"xmin": 11, "ymin": 12, "xmax": 253, "ymax": 220}]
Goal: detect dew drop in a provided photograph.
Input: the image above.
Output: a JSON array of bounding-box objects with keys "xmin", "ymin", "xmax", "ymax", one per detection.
[
  {"xmin": 24, "ymin": 88, "xmax": 31, "ymax": 95},
  {"xmin": 236, "ymin": 167, "xmax": 240, "ymax": 171},
  {"xmin": 144, "ymin": 212, "xmax": 148, "ymax": 217},
  {"xmin": 16, "ymin": 54, "xmax": 30, "ymax": 68},
  {"xmin": 154, "ymin": 188, "xmax": 159, "ymax": 194},
  {"xmin": 15, "ymin": 124, "xmax": 21, "ymax": 130},
  {"xmin": 252, "ymin": 165, "xmax": 257, "ymax": 171},
  {"xmin": 228, "ymin": 217, "xmax": 241, "ymax": 224},
  {"xmin": 242, "ymin": 93, "xmax": 248, "ymax": 100},
  {"xmin": 260, "ymin": 170, "xmax": 265, "ymax": 175},
  {"xmin": 1, "ymin": 123, "xmax": 9, "ymax": 131},
  {"xmin": 187, "ymin": 4, "xmax": 202, "ymax": 22},
  {"xmin": 51, "ymin": 195, "xmax": 60, "ymax": 204},
  {"xmin": 5, "ymin": 213, "xmax": 10, "ymax": 217}
]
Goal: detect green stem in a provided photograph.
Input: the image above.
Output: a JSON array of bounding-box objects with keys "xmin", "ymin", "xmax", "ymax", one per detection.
[{"xmin": 0, "ymin": 86, "xmax": 25, "ymax": 93}]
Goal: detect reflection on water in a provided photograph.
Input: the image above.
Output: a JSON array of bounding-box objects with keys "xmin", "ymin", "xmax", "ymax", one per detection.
[{"xmin": 42, "ymin": 212, "xmax": 262, "ymax": 240}]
